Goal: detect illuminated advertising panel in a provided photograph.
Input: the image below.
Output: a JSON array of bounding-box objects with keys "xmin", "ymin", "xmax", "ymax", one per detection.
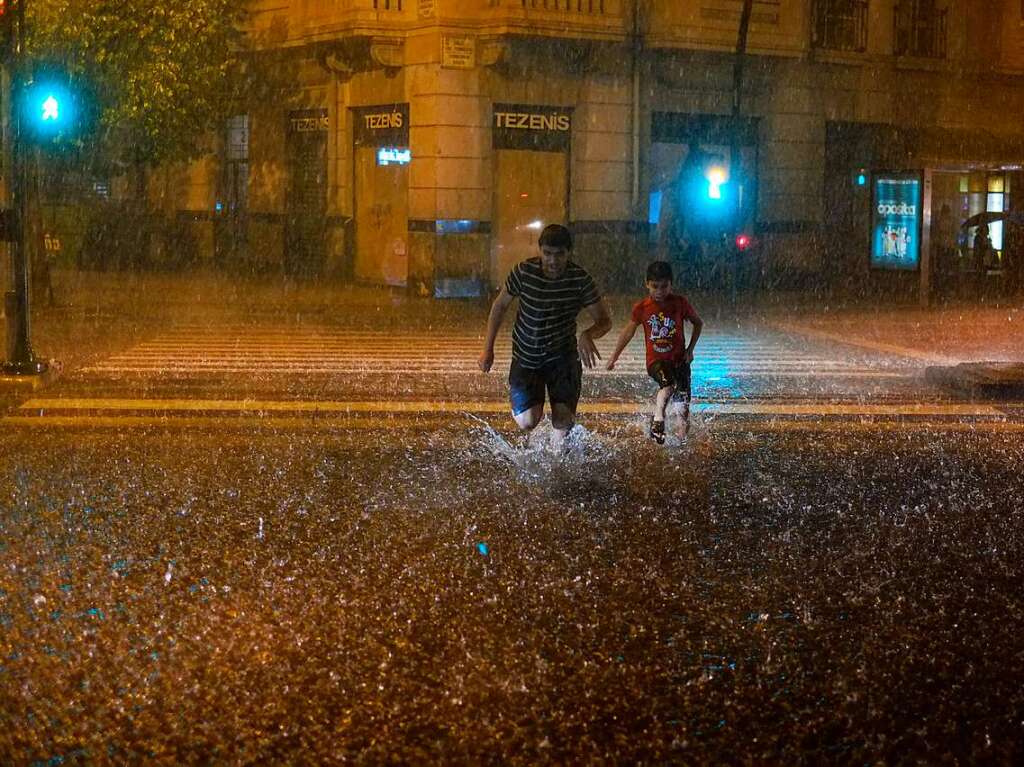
[
  {"xmin": 377, "ymin": 147, "xmax": 411, "ymax": 166},
  {"xmin": 871, "ymin": 172, "xmax": 921, "ymax": 271}
]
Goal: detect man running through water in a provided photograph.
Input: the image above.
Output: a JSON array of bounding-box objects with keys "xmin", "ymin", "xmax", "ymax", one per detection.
[{"xmin": 478, "ymin": 224, "xmax": 612, "ymax": 450}]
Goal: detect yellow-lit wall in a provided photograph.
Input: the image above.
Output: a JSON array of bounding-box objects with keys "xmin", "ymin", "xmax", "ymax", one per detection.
[{"xmin": 167, "ymin": 0, "xmax": 1024, "ymax": 287}]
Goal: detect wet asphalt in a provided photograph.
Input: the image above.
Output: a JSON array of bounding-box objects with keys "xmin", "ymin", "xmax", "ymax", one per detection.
[
  {"xmin": 1, "ymin": 276, "xmax": 1023, "ymax": 762},
  {"xmin": 1, "ymin": 417, "xmax": 1023, "ymax": 763}
]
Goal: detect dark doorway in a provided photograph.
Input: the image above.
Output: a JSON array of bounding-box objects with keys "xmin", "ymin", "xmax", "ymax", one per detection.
[
  {"xmin": 285, "ymin": 109, "xmax": 328, "ymax": 277},
  {"xmin": 215, "ymin": 115, "xmax": 250, "ymax": 267},
  {"xmin": 649, "ymin": 112, "xmax": 759, "ymax": 292}
]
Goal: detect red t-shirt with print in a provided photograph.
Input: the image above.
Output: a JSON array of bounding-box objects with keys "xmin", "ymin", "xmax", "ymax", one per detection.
[{"xmin": 631, "ymin": 294, "xmax": 699, "ymax": 367}]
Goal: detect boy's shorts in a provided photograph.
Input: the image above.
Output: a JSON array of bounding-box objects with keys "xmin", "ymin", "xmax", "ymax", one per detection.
[
  {"xmin": 647, "ymin": 359, "xmax": 691, "ymax": 400},
  {"xmin": 509, "ymin": 355, "xmax": 582, "ymax": 416}
]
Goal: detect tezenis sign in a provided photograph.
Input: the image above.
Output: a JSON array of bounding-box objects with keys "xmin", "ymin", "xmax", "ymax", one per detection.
[
  {"xmin": 493, "ymin": 103, "xmax": 572, "ymax": 151},
  {"xmin": 353, "ymin": 103, "xmax": 410, "ymax": 146},
  {"xmin": 364, "ymin": 111, "xmax": 404, "ymax": 130},
  {"xmin": 494, "ymin": 111, "xmax": 571, "ymax": 132},
  {"xmin": 289, "ymin": 109, "xmax": 328, "ymax": 133}
]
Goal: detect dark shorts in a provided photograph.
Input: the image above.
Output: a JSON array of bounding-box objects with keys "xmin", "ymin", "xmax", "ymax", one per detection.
[
  {"xmin": 509, "ymin": 356, "xmax": 583, "ymax": 416},
  {"xmin": 647, "ymin": 359, "xmax": 691, "ymax": 399}
]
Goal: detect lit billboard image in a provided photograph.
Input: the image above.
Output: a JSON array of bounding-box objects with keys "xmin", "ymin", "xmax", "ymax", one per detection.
[{"xmin": 871, "ymin": 173, "xmax": 922, "ymax": 271}]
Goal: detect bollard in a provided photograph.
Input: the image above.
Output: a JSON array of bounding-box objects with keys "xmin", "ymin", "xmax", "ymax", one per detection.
[{"xmin": 4, "ymin": 290, "xmax": 16, "ymax": 359}]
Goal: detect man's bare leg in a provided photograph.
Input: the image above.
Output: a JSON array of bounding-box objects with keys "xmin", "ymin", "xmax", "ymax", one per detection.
[
  {"xmin": 513, "ymin": 405, "xmax": 544, "ymax": 432},
  {"xmin": 550, "ymin": 403, "xmax": 576, "ymax": 452}
]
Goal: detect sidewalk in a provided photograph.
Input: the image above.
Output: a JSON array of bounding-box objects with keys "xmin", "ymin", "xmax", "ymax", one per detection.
[
  {"xmin": 13, "ymin": 267, "xmax": 492, "ymax": 328},
  {"xmin": 762, "ymin": 302, "xmax": 1024, "ymax": 397},
  {"xmin": 763, "ymin": 303, "xmax": 1024, "ymax": 365}
]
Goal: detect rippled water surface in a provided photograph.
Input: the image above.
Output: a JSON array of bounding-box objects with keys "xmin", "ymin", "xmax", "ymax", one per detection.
[{"xmin": 1, "ymin": 422, "xmax": 1022, "ymax": 762}]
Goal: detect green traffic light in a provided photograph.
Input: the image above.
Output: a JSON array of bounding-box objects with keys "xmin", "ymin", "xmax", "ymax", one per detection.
[
  {"xmin": 41, "ymin": 95, "xmax": 59, "ymax": 121},
  {"xmin": 705, "ymin": 166, "xmax": 727, "ymax": 200},
  {"xmin": 19, "ymin": 77, "xmax": 81, "ymax": 142}
]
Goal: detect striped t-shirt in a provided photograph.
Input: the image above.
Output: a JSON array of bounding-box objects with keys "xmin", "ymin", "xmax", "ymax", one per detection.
[{"xmin": 505, "ymin": 257, "xmax": 601, "ymax": 368}]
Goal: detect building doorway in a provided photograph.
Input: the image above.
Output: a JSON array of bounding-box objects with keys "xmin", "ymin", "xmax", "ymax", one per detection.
[
  {"xmin": 354, "ymin": 145, "xmax": 409, "ymax": 286},
  {"xmin": 490, "ymin": 103, "xmax": 573, "ymax": 288},
  {"xmin": 352, "ymin": 104, "xmax": 410, "ymax": 287},
  {"xmin": 215, "ymin": 114, "xmax": 249, "ymax": 267},
  {"xmin": 649, "ymin": 113, "xmax": 758, "ymax": 292},
  {"xmin": 492, "ymin": 149, "xmax": 568, "ymax": 286},
  {"xmin": 930, "ymin": 169, "xmax": 1019, "ymax": 299},
  {"xmin": 285, "ymin": 109, "xmax": 328, "ymax": 277}
]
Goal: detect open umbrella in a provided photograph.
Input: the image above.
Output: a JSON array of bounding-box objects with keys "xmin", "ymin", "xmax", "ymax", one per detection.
[{"xmin": 960, "ymin": 211, "xmax": 1024, "ymax": 230}]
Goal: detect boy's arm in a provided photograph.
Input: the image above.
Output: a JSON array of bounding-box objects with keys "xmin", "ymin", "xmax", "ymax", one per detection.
[
  {"xmin": 479, "ymin": 287, "xmax": 515, "ymax": 373},
  {"xmin": 605, "ymin": 321, "xmax": 640, "ymax": 370},
  {"xmin": 684, "ymin": 314, "xmax": 703, "ymax": 363}
]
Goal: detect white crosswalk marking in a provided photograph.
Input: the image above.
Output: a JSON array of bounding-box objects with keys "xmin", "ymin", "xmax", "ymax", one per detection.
[{"xmin": 80, "ymin": 325, "xmax": 914, "ymax": 378}]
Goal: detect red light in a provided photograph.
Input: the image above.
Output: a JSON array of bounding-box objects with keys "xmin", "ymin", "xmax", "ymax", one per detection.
[{"xmin": 735, "ymin": 234, "xmax": 751, "ymax": 251}]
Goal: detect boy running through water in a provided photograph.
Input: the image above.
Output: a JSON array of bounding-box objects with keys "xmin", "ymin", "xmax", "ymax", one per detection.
[
  {"xmin": 479, "ymin": 224, "xmax": 612, "ymax": 451},
  {"xmin": 605, "ymin": 261, "xmax": 703, "ymax": 443}
]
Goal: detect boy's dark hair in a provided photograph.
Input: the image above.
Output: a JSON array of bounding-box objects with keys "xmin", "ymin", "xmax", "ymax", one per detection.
[
  {"xmin": 538, "ymin": 224, "xmax": 573, "ymax": 251},
  {"xmin": 646, "ymin": 261, "xmax": 673, "ymax": 282}
]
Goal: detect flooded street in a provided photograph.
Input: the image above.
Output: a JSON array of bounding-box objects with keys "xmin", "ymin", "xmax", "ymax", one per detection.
[
  {"xmin": 2, "ymin": 415, "xmax": 1022, "ymax": 762},
  {"xmin": 5, "ymin": 0, "xmax": 1024, "ymax": 761},
  {"xmin": 2, "ymin": 275, "xmax": 1023, "ymax": 762}
]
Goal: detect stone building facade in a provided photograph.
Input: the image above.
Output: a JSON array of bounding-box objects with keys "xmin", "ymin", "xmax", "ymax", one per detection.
[{"xmin": 173, "ymin": 0, "xmax": 1024, "ymax": 299}]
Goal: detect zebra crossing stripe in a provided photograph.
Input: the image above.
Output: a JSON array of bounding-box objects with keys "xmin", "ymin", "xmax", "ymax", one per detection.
[{"xmin": 79, "ymin": 328, "xmax": 915, "ymax": 378}]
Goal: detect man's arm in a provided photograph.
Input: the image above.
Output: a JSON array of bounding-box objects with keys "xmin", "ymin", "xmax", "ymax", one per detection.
[
  {"xmin": 479, "ymin": 287, "xmax": 515, "ymax": 373},
  {"xmin": 605, "ymin": 320, "xmax": 640, "ymax": 370},
  {"xmin": 684, "ymin": 314, "xmax": 703, "ymax": 364},
  {"xmin": 578, "ymin": 298, "xmax": 613, "ymax": 369}
]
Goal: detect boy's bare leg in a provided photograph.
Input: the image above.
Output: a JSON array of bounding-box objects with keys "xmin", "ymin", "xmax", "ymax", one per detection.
[
  {"xmin": 675, "ymin": 393, "xmax": 692, "ymax": 437},
  {"xmin": 648, "ymin": 386, "xmax": 674, "ymax": 443},
  {"xmin": 654, "ymin": 385, "xmax": 674, "ymax": 424},
  {"xmin": 550, "ymin": 403, "xmax": 576, "ymax": 452}
]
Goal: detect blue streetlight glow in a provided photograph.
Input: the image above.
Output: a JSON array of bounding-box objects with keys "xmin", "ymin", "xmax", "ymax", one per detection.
[
  {"xmin": 41, "ymin": 95, "xmax": 59, "ymax": 121},
  {"xmin": 706, "ymin": 166, "xmax": 727, "ymax": 200},
  {"xmin": 20, "ymin": 78, "xmax": 80, "ymax": 142}
]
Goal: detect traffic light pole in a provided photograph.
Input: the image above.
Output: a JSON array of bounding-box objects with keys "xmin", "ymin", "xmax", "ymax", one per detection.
[
  {"xmin": 728, "ymin": 0, "xmax": 754, "ymax": 309},
  {"xmin": 2, "ymin": 0, "xmax": 46, "ymax": 376}
]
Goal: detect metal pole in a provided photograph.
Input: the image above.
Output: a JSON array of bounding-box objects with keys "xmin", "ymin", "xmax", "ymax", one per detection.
[
  {"xmin": 3, "ymin": 0, "xmax": 46, "ymax": 375},
  {"xmin": 729, "ymin": 0, "xmax": 753, "ymax": 309},
  {"xmin": 919, "ymin": 168, "xmax": 932, "ymax": 308},
  {"xmin": 630, "ymin": 0, "xmax": 641, "ymax": 211}
]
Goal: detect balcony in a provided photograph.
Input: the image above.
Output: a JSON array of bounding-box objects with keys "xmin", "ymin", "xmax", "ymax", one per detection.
[
  {"xmin": 247, "ymin": 0, "xmax": 416, "ymax": 49},
  {"xmin": 644, "ymin": 1, "xmax": 804, "ymax": 56},
  {"xmin": 893, "ymin": 0, "xmax": 947, "ymax": 59},
  {"xmin": 812, "ymin": 0, "xmax": 868, "ymax": 53},
  {"xmin": 483, "ymin": 0, "xmax": 627, "ymax": 43}
]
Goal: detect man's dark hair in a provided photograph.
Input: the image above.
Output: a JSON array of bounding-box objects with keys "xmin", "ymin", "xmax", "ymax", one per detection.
[
  {"xmin": 646, "ymin": 261, "xmax": 673, "ymax": 282},
  {"xmin": 538, "ymin": 224, "xmax": 573, "ymax": 251}
]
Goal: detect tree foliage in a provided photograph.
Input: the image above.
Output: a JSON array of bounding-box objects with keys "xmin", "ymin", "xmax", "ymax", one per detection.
[{"xmin": 27, "ymin": 0, "xmax": 246, "ymax": 167}]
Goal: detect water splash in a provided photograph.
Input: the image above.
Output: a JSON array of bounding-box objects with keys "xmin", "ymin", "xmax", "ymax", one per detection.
[{"xmin": 465, "ymin": 413, "xmax": 644, "ymax": 487}]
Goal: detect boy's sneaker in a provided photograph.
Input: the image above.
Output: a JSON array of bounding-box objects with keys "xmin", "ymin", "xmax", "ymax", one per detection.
[{"xmin": 649, "ymin": 419, "xmax": 666, "ymax": 444}]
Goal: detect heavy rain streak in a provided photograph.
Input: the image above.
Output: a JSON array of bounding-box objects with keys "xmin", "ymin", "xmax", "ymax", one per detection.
[{"xmin": 1, "ymin": 0, "xmax": 1024, "ymax": 763}]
